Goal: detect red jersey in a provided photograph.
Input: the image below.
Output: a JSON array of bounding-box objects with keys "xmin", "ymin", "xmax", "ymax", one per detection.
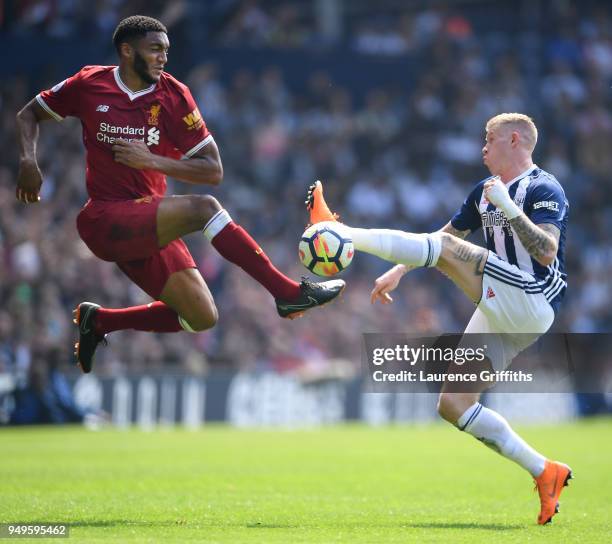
[{"xmin": 37, "ymin": 65, "xmax": 212, "ymax": 201}]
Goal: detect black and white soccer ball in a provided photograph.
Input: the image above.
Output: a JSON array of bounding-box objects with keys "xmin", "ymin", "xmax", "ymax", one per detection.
[{"xmin": 298, "ymin": 221, "xmax": 354, "ymax": 277}]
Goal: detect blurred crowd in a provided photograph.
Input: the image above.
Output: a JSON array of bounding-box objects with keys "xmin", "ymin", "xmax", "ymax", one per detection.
[{"xmin": 0, "ymin": 0, "xmax": 611, "ymax": 389}]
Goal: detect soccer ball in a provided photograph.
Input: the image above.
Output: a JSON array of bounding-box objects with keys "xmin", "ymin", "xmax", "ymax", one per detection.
[{"xmin": 298, "ymin": 221, "xmax": 354, "ymax": 276}]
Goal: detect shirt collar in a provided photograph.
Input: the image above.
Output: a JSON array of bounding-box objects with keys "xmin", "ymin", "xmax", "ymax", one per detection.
[
  {"xmin": 113, "ymin": 67, "xmax": 156, "ymax": 101},
  {"xmin": 505, "ymin": 164, "xmax": 537, "ymax": 187}
]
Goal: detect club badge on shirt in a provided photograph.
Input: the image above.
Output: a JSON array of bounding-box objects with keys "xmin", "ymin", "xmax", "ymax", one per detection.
[{"xmin": 147, "ymin": 103, "xmax": 161, "ymax": 126}]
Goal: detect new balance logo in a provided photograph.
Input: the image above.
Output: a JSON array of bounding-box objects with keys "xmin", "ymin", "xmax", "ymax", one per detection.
[
  {"xmin": 96, "ymin": 105, "xmax": 110, "ymax": 112},
  {"xmin": 486, "ymin": 287, "xmax": 496, "ymax": 299},
  {"xmin": 146, "ymin": 127, "xmax": 160, "ymax": 146}
]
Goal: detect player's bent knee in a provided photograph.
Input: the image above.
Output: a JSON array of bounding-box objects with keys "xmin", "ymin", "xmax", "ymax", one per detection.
[
  {"xmin": 439, "ymin": 232, "xmax": 453, "ymax": 248},
  {"xmin": 181, "ymin": 304, "xmax": 218, "ymax": 332},
  {"xmin": 187, "ymin": 195, "xmax": 222, "ymax": 224}
]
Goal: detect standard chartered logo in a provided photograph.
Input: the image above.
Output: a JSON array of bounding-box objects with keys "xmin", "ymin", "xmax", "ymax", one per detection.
[
  {"xmin": 147, "ymin": 127, "xmax": 160, "ymax": 146},
  {"xmin": 95, "ymin": 122, "xmax": 161, "ymax": 146}
]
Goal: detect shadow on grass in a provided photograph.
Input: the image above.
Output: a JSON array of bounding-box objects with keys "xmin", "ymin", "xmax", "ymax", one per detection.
[
  {"xmin": 70, "ymin": 520, "xmax": 187, "ymax": 528},
  {"xmin": 406, "ymin": 522, "xmax": 523, "ymax": 531},
  {"xmin": 246, "ymin": 523, "xmax": 299, "ymax": 529},
  {"xmin": 67, "ymin": 520, "xmax": 524, "ymax": 531},
  {"xmin": 244, "ymin": 521, "xmax": 523, "ymax": 531}
]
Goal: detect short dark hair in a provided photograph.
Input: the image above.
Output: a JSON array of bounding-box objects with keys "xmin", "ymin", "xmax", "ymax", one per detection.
[{"xmin": 112, "ymin": 15, "xmax": 167, "ymax": 52}]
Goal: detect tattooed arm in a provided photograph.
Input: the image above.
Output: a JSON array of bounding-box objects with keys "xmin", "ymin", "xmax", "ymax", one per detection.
[
  {"xmin": 483, "ymin": 176, "xmax": 560, "ymax": 267},
  {"xmin": 508, "ymin": 218, "xmax": 559, "ymax": 266}
]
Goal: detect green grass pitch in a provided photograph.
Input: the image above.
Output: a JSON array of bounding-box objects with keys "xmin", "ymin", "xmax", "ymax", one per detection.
[{"xmin": 1, "ymin": 420, "xmax": 610, "ymax": 543}]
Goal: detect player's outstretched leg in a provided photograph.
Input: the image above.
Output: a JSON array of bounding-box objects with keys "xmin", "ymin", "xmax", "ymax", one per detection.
[
  {"xmin": 202, "ymin": 209, "xmax": 345, "ymax": 319},
  {"xmin": 158, "ymin": 195, "xmax": 346, "ymax": 319},
  {"xmin": 305, "ymin": 180, "xmax": 485, "ymax": 302},
  {"xmin": 306, "ymin": 180, "xmax": 443, "ymax": 267}
]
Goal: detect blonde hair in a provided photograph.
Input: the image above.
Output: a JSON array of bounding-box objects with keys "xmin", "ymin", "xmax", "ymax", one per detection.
[{"xmin": 486, "ymin": 113, "xmax": 538, "ymax": 151}]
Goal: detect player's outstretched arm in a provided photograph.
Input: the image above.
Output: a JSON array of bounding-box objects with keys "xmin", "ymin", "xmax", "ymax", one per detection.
[
  {"xmin": 112, "ymin": 138, "xmax": 223, "ymax": 186},
  {"xmin": 483, "ymin": 177, "xmax": 558, "ymax": 266},
  {"xmin": 15, "ymin": 98, "xmax": 53, "ymax": 203}
]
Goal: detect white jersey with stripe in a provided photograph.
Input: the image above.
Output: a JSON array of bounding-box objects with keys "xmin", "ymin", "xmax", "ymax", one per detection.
[{"xmin": 451, "ymin": 165, "xmax": 569, "ymax": 312}]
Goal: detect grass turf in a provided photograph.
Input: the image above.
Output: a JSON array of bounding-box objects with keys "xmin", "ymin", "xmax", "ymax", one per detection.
[{"xmin": 0, "ymin": 420, "xmax": 610, "ymax": 543}]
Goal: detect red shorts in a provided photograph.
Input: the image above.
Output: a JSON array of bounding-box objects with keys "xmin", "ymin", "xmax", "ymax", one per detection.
[{"xmin": 76, "ymin": 197, "xmax": 196, "ymax": 299}]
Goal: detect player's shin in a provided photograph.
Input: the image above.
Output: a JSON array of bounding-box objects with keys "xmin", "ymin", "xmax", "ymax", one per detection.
[
  {"xmin": 457, "ymin": 402, "xmax": 546, "ymax": 477},
  {"xmin": 348, "ymin": 228, "xmax": 441, "ymax": 268},
  {"xmin": 203, "ymin": 209, "xmax": 301, "ymax": 301},
  {"xmin": 95, "ymin": 302, "xmax": 182, "ymax": 334}
]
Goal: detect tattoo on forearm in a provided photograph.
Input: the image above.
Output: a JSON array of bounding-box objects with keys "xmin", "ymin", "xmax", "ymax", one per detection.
[{"xmin": 508, "ymin": 217, "xmax": 559, "ymax": 263}]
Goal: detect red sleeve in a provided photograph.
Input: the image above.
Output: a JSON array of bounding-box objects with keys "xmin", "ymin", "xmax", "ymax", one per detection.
[
  {"xmin": 166, "ymin": 85, "xmax": 212, "ymax": 157},
  {"xmin": 36, "ymin": 69, "xmax": 85, "ymax": 120}
]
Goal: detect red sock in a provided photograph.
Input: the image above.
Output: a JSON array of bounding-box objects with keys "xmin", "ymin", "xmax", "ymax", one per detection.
[
  {"xmin": 94, "ymin": 301, "xmax": 182, "ymax": 335},
  {"xmin": 212, "ymin": 223, "xmax": 301, "ymax": 301}
]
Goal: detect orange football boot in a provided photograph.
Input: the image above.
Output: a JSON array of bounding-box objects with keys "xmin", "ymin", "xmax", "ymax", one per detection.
[
  {"xmin": 534, "ymin": 460, "xmax": 573, "ymax": 525},
  {"xmin": 306, "ymin": 180, "xmax": 339, "ymax": 224}
]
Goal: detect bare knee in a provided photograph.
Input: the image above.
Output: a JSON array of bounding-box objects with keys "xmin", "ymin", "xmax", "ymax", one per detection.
[
  {"xmin": 186, "ymin": 195, "xmax": 222, "ymax": 226},
  {"xmin": 436, "ymin": 232, "xmax": 456, "ymax": 268},
  {"xmin": 181, "ymin": 303, "xmax": 219, "ymax": 332},
  {"xmin": 439, "ymin": 232, "xmax": 453, "ymax": 249},
  {"xmin": 160, "ymin": 269, "xmax": 219, "ymax": 331}
]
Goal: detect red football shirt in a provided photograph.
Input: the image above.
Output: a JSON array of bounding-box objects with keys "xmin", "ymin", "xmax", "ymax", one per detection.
[{"xmin": 37, "ymin": 65, "xmax": 212, "ymax": 201}]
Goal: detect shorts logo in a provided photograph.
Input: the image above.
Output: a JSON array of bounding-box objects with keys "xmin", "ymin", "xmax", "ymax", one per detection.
[
  {"xmin": 146, "ymin": 127, "xmax": 160, "ymax": 146},
  {"xmin": 486, "ymin": 287, "xmax": 496, "ymax": 299},
  {"xmin": 183, "ymin": 108, "xmax": 204, "ymax": 130},
  {"xmin": 147, "ymin": 103, "xmax": 161, "ymax": 126},
  {"xmin": 533, "ymin": 200, "xmax": 559, "ymax": 212}
]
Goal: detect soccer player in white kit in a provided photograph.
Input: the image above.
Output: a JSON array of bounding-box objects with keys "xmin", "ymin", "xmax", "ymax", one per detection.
[{"xmin": 307, "ymin": 113, "xmax": 572, "ymax": 525}]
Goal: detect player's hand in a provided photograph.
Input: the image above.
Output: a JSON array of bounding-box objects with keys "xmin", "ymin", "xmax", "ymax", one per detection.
[
  {"xmin": 370, "ymin": 265, "xmax": 410, "ymax": 305},
  {"xmin": 483, "ymin": 175, "xmax": 522, "ymax": 219},
  {"xmin": 483, "ymin": 176, "xmax": 511, "ymax": 208},
  {"xmin": 16, "ymin": 159, "xmax": 43, "ymax": 204},
  {"xmin": 112, "ymin": 139, "xmax": 154, "ymax": 170}
]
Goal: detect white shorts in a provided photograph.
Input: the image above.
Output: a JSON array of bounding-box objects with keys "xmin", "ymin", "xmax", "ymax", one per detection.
[{"xmin": 461, "ymin": 251, "xmax": 555, "ymax": 371}]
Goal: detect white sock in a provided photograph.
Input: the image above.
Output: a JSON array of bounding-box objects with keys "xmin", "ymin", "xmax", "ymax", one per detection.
[
  {"xmin": 457, "ymin": 402, "xmax": 546, "ymax": 477},
  {"xmin": 348, "ymin": 228, "xmax": 441, "ymax": 267},
  {"xmin": 202, "ymin": 209, "xmax": 232, "ymax": 241}
]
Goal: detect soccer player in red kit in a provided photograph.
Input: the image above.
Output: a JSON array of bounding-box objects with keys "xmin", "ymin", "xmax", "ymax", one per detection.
[{"xmin": 15, "ymin": 15, "xmax": 345, "ymax": 373}]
